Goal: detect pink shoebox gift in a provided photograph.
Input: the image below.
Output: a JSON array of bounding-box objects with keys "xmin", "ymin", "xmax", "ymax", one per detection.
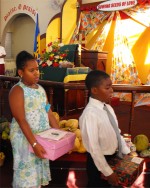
[{"xmin": 29, "ymin": 129, "xmax": 76, "ymax": 161}]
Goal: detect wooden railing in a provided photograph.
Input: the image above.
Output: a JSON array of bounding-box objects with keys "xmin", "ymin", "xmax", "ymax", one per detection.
[{"xmin": 1, "ymin": 75, "xmax": 150, "ymax": 135}]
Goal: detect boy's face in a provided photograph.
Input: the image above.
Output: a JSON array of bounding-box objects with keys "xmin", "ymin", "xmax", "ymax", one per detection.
[{"xmin": 91, "ymin": 77, "xmax": 113, "ymax": 103}]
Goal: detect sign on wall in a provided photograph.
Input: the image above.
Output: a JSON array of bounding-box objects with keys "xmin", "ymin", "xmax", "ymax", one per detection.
[
  {"xmin": 4, "ymin": 4, "xmax": 36, "ymax": 22},
  {"xmin": 0, "ymin": 0, "xmax": 62, "ymax": 39},
  {"xmin": 97, "ymin": 0, "xmax": 138, "ymax": 11}
]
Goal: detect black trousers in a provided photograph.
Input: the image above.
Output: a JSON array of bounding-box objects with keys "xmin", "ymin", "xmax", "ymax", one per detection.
[{"xmin": 86, "ymin": 152, "xmax": 121, "ymax": 188}]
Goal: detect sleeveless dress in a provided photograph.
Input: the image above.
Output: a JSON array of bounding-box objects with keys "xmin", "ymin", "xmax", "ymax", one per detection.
[{"xmin": 10, "ymin": 81, "xmax": 51, "ymax": 188}]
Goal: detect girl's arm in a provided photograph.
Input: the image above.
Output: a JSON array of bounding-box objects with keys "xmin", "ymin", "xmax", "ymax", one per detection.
[
  {"xmin": 9, "ymin": 85, "xmax": 46, "ymax": 159},
  {"xmin": 45, "ymin": 90, "xmax": 59, "ymax": 129},
  {"xmin": 48, "ymin": 109, "xmax": 59, "ymax": 129}
]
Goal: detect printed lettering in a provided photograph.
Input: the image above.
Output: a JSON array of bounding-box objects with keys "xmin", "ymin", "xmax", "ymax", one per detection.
[
  {"xmin": 122, "ymin": 2, "xmax": 127, "ymax": 6},
  {"xmin": 111, "ymin": 2, "xmax": 121, "ymax": 7},
  {"xmin": 4, "ymin": 7, "xmax": 17, "ymax": 21},
  {"xmin": 127, "ymin": 1, "xmax": 135, "ymax": 5},
  {"xmin": 98, "ymin": 4, "xmax": 110, "ymax": 9}
]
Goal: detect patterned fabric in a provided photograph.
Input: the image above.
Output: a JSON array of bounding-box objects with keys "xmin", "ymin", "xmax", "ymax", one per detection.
[
  {"xmin": 70, "ymin": 4, "xmax": 150, "ymax": 103},
  {"xmin": 91, "ymin": 12, "xmax": 114, "ymax": 51},
  {"xmin": 70, "ymin": 11, "xmax": 111, "ymax": 44},
  {"xmin": 108, "ymin": 155, "xmax": 144, "ymax": 187},
  {"xmin": 123, "ymin": 3, "xmax": 150, "ymax": 27},
  {"xmin": 101, "ymin": 155, "xmax": 144, "ymax": 187},
  {"xmin": 135, "ymin": 93, "xmax": 150, "ymax": 107},
  {"xmin": 70, "ymin": 3, "xmax": 150, "ymax": 44},
  {"xmin": 123, "ymin": 2, "xmax": 150, "ymax": 104},
  {"xmin": 10, "ymin": 81, "xmax": 51, "ymax": 188},
  {"xmin": 111, "ymin": 11, "xmax": 141, "ymax": 85},
  {"xmin": 110, "ymin": 11, "xmax": 142, "ymax": 102},
  {"xmin": 136, "ymin": 73, "xmax": 150, "ymax": 107}
]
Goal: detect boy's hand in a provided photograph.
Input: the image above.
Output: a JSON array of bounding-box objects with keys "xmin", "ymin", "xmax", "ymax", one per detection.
[{"xmin": 107, "ymin": 172, "xmax": 119, "ymax": 186}]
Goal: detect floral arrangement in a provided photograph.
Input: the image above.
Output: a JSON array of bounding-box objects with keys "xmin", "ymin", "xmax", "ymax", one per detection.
[{"xmin": 39, "ymin": 39, "xmax": 74, "ymax": 68}]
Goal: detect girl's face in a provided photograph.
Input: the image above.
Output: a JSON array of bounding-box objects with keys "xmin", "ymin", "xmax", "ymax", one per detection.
[
  {"xmin": 91, "ymin": 77, "xmax": 113, "ymax": 103},
  {"xmin": 19, "ymin": 60, "xmax": 40, "ymax": 86}
]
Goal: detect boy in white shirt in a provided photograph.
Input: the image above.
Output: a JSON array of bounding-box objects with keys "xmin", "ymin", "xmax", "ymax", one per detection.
[
  {"xmin": 0, "ymin": 42, "xmax": 6, "ymax": 75},
  {"xmin": 79, "ymin": 70, "xmax": 130, "ymax": 187}
]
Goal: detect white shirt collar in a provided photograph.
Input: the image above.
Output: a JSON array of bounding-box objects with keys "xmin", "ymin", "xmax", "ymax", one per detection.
[{"xmin": 89, "ymin": 97, "xmax": 105, "ymax": 110}]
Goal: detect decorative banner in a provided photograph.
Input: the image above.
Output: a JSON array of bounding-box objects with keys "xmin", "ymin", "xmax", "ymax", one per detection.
[
  {"xmin": 123, "ymin": 3, "xmax": 150, "ymax": 27},
  {"xmin": 70, "ymin": 11, "xmax": 111, "ymax": 44},
  {"xmin": 97, "ymin": 0, "xmax": 137, "ymax": 11},
  {"xmin": 91, "ymin": 12, "xmax": 114, "ymax": 51},
  {"xmin": 111, "ymin": 11, "xmax": 141, "ymax": 102},
  {"xmin": 111, "ymin": 11, "xmax": 141, "ymax": 85}
]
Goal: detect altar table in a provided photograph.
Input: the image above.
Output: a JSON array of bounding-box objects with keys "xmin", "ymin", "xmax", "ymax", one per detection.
[{"xmin": 39, "ymin": 66, "xmax": 91, "ymax": 83}]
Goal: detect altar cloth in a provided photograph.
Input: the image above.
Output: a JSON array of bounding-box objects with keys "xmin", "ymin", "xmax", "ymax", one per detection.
[{"xmin": 39, "ymin": 66, "xmax": 91, "ymax": 83}]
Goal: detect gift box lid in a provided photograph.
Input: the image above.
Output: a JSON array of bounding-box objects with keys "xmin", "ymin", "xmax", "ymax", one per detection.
[{"xmin": 35, "ymin": 131, "xmax": 76, "ymax": 150}]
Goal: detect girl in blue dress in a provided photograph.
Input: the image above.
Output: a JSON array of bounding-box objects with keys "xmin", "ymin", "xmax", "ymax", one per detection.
[{"xmin": 9, "ymin": 51, "xmax": 59, "ymax": 188}]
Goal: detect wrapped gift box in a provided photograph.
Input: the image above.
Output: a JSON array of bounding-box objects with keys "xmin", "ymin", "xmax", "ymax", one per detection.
[
  {"xmin": 102, "ymin": 155, "xmax": 144, "ymax": 187},
  {"xmin": 29, "ymin": 130, "xmax": 76, "ymax": 161}
]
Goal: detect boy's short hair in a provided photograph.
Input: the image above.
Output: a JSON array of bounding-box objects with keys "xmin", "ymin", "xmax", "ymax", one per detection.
[{"xmin": 85, "ymin": 70, "xmax": 110, "ymax": 91}]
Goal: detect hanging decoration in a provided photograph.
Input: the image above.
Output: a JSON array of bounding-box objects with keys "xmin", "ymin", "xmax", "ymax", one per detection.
[
  {"xmin": 111, "ymin": 11, "xmax": 141, "ymax": 85},
  {"xmin": 70, "ymin": 11, "xmax": 111, "ymax": 44},
  {"xmin": 123, "ymin": 3, "xmax": 150, "ymax": 27},
  {"xmin": 135, "ymin": 69, "xmax": 150, "ymax": 107},
  {"xmin": 91, "ymin": 12, "xmax": 114, "ymax": 51},
  {"xmin": 69, "ymin": 2, "xmax": 150, "ymax": 103}
]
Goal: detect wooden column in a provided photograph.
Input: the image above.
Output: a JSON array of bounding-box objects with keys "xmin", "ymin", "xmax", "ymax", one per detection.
[{"xmin": 129, "ymin": 90, "xmax": 136, "ymax": 134}]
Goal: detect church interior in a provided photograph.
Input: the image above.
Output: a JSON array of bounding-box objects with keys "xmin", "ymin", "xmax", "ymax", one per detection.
[{"xmin": 0, "ymin": 0, "xmax": 150, "ymax": 187}]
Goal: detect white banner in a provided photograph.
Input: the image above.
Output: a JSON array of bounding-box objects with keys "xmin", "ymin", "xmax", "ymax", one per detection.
[{"xmin": 97, "ymin": 0, "xmax": 137, "ymax": 11}]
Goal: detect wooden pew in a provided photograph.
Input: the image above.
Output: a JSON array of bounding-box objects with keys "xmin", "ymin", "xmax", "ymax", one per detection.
[{"xmin": 0, "ymin": 75, "xmax": 150, "ymax": 138}]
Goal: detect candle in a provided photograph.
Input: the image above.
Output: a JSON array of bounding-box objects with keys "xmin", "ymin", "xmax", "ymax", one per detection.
[{"xmin": 78, "ymin": 44, "xmax": 81, "ymax": 56}]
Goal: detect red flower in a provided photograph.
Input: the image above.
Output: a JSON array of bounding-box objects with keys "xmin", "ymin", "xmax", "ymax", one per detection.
[
  {"xmin": 41, "ymin": 62, "xmax": 48, "ymax": 67},
  {"xmin": 48, "ymin": 42, "xmax": 52, "ymax": 47},
  {"xmin": 42, "ymin": 49, "xmax": 46, "ymax": 54},
  {"xmin": 49, "ymin": 56, "xmax": 54, "ymax": 61},
  {"xmin": 40, "ymin": 40, "xmax": 69, "ymax": 68},
  {"xmin": 60, "ymin": 53, "xmax": 67, "ymax": 58},
  {"xmin": 52, "ymin": 49, "xmax": 58, "ymax": 53},
  {"xmin": 52, "ymin": 62, "xmax": 59, "ymax": 67}
]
